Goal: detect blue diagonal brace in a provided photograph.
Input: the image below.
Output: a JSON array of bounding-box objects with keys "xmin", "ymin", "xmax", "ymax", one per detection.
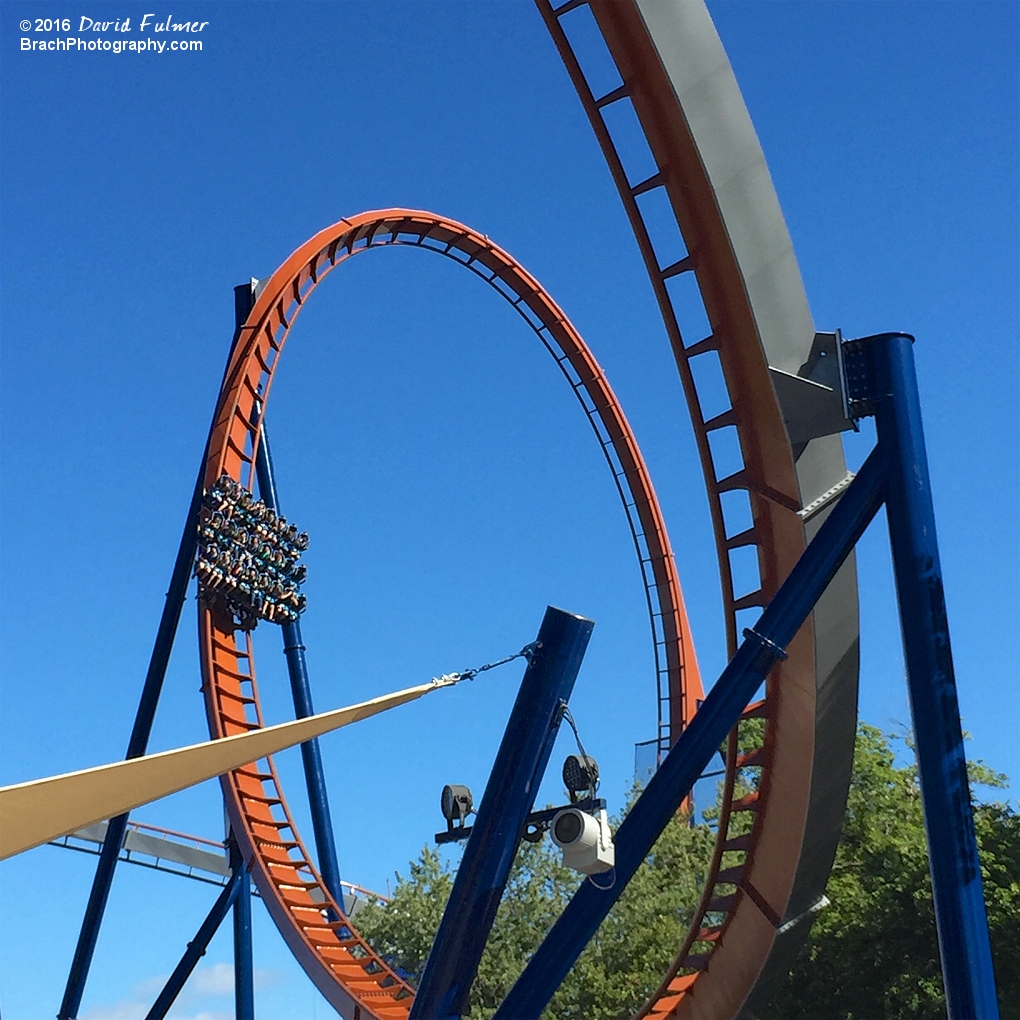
[
  {"xmin": 57, "ymin": 286, "xmax": 252, "ymax": 1020},
  {"xmin": 144, "ymin": 845, "xmax": 246, "ymax": 1020},
  {"xmin": 494, "ymin": 448, "xmax": 886, "ymax": 1020},
  {"xmin": 411, "ymin": 606, "xmax": 595, "ymax": 1020}
]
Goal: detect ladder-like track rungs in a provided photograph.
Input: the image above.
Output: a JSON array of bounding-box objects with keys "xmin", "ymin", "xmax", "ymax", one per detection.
[{"xmin": 731, "ymin": 791, "xmax": 761, "ymax": 812}]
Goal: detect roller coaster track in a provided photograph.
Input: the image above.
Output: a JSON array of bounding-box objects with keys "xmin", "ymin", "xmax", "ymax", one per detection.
[
  {"xmin": 55, "ymin": 1, "xmax": 859, "ymax": 1013},
  {"xmin": 199, "ymin": 209, "xmax": 706, "ymax": 1018},
  {"xmin": 48, "ymin": 3, "xmax": 989, "ymax": 1015},
  {"xmin": 534, "ymin": 3, "xmax": 862, "ymax": 1018}
]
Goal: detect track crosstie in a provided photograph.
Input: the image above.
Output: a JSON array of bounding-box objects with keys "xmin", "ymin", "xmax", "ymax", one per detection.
[{"xmin": 199, "ymin": 209, "xmax": 705, "ymax": 1018}]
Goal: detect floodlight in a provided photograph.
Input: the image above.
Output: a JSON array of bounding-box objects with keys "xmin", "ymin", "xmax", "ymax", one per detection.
[
  {"xmin": 562, "ymin": 754, "xmax": 599, "ymax": 801},
  {"xmin": 440, "ymin": 784, "xmax": 473, "ymax": 827}
]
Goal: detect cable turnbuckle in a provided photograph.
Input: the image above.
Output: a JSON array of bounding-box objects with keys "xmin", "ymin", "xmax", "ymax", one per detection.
[{"xmin": 432, "ymin": 640, "xmax": 541, "ymax": 688}]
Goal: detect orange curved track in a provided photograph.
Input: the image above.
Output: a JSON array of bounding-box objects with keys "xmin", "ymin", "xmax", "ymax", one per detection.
[
  {"xmin": 537, "ymin": 3, "xmax": 860, "ymax": 1018},
  {"xmin": 198, "ymin": 209, "xmax": 704, "ymax": 1018}
]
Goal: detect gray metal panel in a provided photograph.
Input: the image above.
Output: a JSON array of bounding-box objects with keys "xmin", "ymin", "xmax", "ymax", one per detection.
[
  {"xmin": 122, "ymin": 829, "xmax": 231, "ymax": 877},
  {"xmin": 631, "ymin": 3, "xmax": 861, "ymax": 1012},
  {"xmin": 634, "ymin": 0, "xmax": 816, "ymax": 382},
  {"xmin": 770, "ymin": 333, "xmax": 855, "ymax": 446},
  {"xmin": 70, "ymin": 822, "xmax": 109, "ymax": 845},
  {"xmin": 741, "ymin": 508, "xmax": 860, "ymax": 1015},
  {"xmin": 343, "ymin": 891, "xmax": 368, "ymax": 917}
]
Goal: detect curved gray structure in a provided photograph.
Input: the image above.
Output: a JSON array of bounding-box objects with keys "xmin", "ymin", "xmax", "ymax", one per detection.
[{"xmin": 538, "ymin": 2, "xmax": 860, "ymax": 1015}]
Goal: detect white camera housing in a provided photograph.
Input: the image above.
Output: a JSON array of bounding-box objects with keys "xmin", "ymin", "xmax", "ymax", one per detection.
[{"xmin": 550, "ymin": 807, "xmax": 615, "ymax": 875}]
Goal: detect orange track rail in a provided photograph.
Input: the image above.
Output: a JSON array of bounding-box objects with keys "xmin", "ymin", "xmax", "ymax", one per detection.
[
  {"xmin": 198, "ymin": 210, "xmax": 704, "ymax": 1018},
  {"xmin": 537, "ymin": 3, "xmax": 830, "ymax": 1017}
]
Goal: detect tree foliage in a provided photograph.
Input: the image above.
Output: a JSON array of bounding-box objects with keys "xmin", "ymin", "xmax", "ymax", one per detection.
[
  {"xmin": 768, "ymin": 724, "xmax": 1019, "ymax": 1020},
  {"xmin": 354, "ymin": 725, "xmax": 1018, "ymax": 1018},
  {"xmin": 355, "ymin": 798, "xmax": 714, "ymax": 1020}
]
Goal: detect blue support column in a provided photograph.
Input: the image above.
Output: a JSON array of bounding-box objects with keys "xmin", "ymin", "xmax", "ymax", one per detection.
[
  {"xmin": 58, "ymin": 290, "xmax": 251, "ymax": 1020},
  {"xmin": 494, "ymin": 450, "xmax": 886, "ymax": 1020},
  {"xmin": 410, "ymin": 606, "xmax": 595, "ymax": 1020},
  {"xmin": 58, "ymin": 488, "xmax": 204, "ymax": 1019},
  {"xmin": 230, "ymin": 839, "xmax": 255, "ymax": 1020},
  {"xmin": 252, "ymin": 417, "xmax": 344, "ymax": 909},
  {"xmin": 144, "ymin": 859, "xmax": 245, "ymax": 1020},
  {"xmin": 866, "ymin": 332, "xmax": 999, "ymax": 1019}
]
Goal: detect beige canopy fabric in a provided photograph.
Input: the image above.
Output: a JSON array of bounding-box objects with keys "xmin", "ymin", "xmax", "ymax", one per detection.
[{"xmin": 0, "ymin": 678, "xmax": 451, "ymax": 860}]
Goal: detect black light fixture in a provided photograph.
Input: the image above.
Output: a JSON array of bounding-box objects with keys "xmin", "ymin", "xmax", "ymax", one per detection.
[
  {"xmin": 440, "ymin": 784, "xmax": 473, "ymax": 831},
  {"xmin": 562, "ymin": 754, "xmax": 599, "ymax": 803}
]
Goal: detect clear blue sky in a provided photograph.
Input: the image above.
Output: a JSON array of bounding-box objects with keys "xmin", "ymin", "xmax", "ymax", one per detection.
[{"xmin": 1, "ymin": 2, "xmax": 1016, "ymax": 1017}]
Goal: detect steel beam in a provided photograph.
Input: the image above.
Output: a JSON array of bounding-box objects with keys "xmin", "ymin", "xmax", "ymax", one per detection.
[
  {"xmin": 494, "ymin": 452, "xmax": 886, "ymax": 1020},
  {"xmin": 144, "ymin": 853, "xmax": 245, "ymax": 1020},
  {"xmin": 57, "ymin": 291, "xmax": 250, "ymax": 1020},
  {"xmin": 410, "ymin": 606, "xmax": 595, "ymax": 1020},
  {"xmin": 231, "ymin": 839, "xmax": 255, "ymax": 1020},
  {"xmin": 58, "ymin": 481, "xmax": 205, "ymax": 1018},
  {"xmin": 252, "ymin": 414, "xmax": 344, "ymax": 909},
  {"xmin": 865, "ymin": 332, "xmax": 999, "ymax": 1019}
]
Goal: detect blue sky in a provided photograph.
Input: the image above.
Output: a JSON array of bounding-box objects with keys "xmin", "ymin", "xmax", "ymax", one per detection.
[{"xmin": 1, "ymin": 2, "xmax": 1016, "ymax": 1017}]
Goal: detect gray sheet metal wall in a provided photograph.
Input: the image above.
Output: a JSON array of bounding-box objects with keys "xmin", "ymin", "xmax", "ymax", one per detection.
[{"xmin": 630, "ymin": 2, "xmax": 860, "ymax": 1011}]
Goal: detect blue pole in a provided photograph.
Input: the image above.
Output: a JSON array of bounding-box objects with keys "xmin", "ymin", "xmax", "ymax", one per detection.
[
  {"xmin": 144, "ymin": 860, "xmax": 245, "ymax": 1020},
  {"xmin": 494, "ymin": 450, "xmax": 886, "ymax": 1020},
  {"xmin": 410, "ymin": 606, "xmax": 595, "ymax": 1020},
  {"xmin": 252, "ymin": 417, "xmax": 345, "ymax": 908},
  {"xmin": 58, "ymin": 288, "xmax": 251, "ymax": 1020},
  {"xmin": 230, "ymin": 839, "xmax": 255, "ymax": 1020},
  {"xmin": 58, "ymin": 485, "xmax": 204, "ymax": 1019},
  {"xmin": 867, "ymin": 332, "xmax": 999, "ymax": 1019}
]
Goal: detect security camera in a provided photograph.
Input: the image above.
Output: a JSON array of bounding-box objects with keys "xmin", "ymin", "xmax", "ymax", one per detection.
[{"xmin": 550, "ymin": 807, "xmax": 615, "ymax": 875}]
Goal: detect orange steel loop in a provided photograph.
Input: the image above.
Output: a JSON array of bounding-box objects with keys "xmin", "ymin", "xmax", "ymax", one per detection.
[
  {"xmin": 536, "ymin": 3, "xmax": 838, "ymax": 1016},
  {"xmin": 199, "ymin": 209, "xmax": 704, "ymax": 1018}
]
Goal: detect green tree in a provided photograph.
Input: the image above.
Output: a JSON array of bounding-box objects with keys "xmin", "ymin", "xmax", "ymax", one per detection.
[
  {"xmin": 767, "ymin": 724, "xmax": 1018, "ymax": 1020},
  {"xmin": 354, "ymin": 845, "xmax": 454, "ymax": 980},
  {"xmin": 355, "ymin": 797, "xmax": 715, "ymax": 1020},
  {"xmin": 354, "ymin": 726, "xmax": 1018, "ymax": 1018}
]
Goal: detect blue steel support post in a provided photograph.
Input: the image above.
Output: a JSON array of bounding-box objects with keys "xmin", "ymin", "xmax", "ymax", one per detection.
[
  {"xmin": 252, "ymin": 416, "xmax": 345, "ymax": 908},
  {"xmin": 864, "ymin": 332, "xmax": 999, "ymax": 1018},
  {"xmin": 230, "ymin": 838, "xmax": 255, "ymax": 1020},
  {"xmin": 59, "ymin": 490, "xmax": 205, "ymax": 1019},
  {"xmin": 57, "ymin": 286, "xmax": 252, "ymax": 1020},
  {"xmin": 144, "ymin": 861, "xmax": 245, "ymax": 1020},
  {"xmin": 494, "ymin": 450, "xmax": 887, "ymax": 1020},
  {"xmin": 410, "ymin": 606, "xmax": 595, "ymax": 1020}
]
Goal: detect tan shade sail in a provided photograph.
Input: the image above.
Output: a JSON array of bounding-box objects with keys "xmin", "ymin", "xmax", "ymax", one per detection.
[{"xmin": 0, "ymin": 679, "xmax": 449, "ymax": 860}]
